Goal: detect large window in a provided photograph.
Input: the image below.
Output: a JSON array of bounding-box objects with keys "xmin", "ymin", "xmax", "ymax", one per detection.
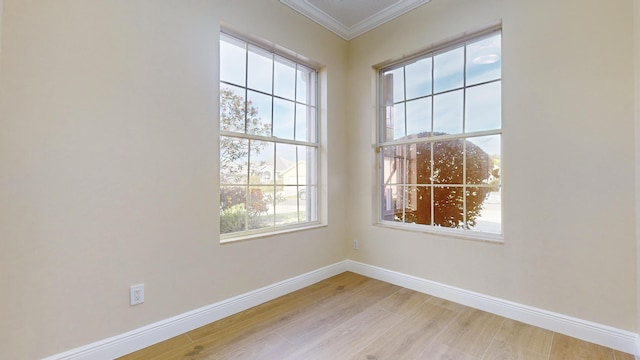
[
  {"xmin": 219, "ymin": 32, "xmax": 319, "ymax": 239},
  {"xmin": 378, "ymin": 28, "xmax": 502, "ymax": 238}
]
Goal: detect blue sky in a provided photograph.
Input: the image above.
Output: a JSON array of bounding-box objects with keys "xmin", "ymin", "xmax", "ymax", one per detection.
[{"xmin": 383, "ymin": 33, "xmax": 502, "ymax": 155}]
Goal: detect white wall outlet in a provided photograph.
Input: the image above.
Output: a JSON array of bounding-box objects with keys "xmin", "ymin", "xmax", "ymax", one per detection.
[
  {"xmin": 130, "ymin": 284, "xmax": 144, "ymax": 306},
  {"xmin": 353, "ymin": 239, "xmax": 359, "ymax": 250}
]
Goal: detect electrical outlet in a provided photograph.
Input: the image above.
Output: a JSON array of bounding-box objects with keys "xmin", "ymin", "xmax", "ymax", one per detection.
[
  {"xmin": 130, "ymin": 284, "xmax": 144, "ymax": 306},
  {"xmin": 353, "ymin": 239, "xmax": 359, "ymax": 250}
]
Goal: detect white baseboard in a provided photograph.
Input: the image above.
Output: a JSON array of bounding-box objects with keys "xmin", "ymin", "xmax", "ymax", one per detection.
[
  {"xmin": 43, "ymin": 261, "xmax": 348, "ymax": 360},
  {"xmin": 45, "ymin": 259, "xmax": 639, "ymax": 359},
  {"xmin": 345, "ymin": 260, "xmax": 639, "ymax": 356}
]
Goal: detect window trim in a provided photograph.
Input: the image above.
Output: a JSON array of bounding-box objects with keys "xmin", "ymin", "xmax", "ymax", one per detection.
[
  {"xmin": 375, "ymin": 26, "xmax": 503, "ymax": 241},
  {"xmin": 219, "ymin": 31, "xmax": 322, "ymax": 242}
]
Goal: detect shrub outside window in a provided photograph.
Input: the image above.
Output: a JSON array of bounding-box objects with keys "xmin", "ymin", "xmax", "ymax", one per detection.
[
  {"xmin": 219, "ymin": 32, "xmax": 319, "ymax": 239},
  {"xmin": 378, "ymin": 29, "xmax": 502, "ymax": 238}
]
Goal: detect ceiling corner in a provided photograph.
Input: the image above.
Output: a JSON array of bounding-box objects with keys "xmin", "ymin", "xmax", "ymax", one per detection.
[{"xmin": 280, "ymin": 0, "xmax": 430, "ymax": 41}]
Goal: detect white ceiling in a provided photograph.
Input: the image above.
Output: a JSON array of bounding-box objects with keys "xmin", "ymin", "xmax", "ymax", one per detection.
[{"xmin": 280, "ymin": 0, "xmax": 430, "ymax": 40}]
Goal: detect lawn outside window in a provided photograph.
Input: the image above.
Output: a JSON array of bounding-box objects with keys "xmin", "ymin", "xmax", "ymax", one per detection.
[
  {"xmin": 219, "ymin": 32, "xmax": 320, "ymax": 241},
  {"xmin": 377, "ymin": 27, "xmax": 503, "ymax": 239}
]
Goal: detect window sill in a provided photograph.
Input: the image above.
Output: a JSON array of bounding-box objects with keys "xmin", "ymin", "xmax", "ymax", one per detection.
[
  {"xmin": 375, "ymin": 221, "xmax": 504, "ymax": 244},
  {"xmin": 220, "ymin": 222, "xmax": 326, "ymax": 244}
]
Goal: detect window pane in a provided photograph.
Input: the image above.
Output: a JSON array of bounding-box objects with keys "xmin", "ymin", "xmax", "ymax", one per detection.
[
  {"xmin": 405, "ymin": 58, "xmax": 432, "ymax": 100},
  {"xmin": 382, "ymin": 68, "xmax": 405, "ymax": 104},
  {"xmin": 246, "ymin": 90, "xmax": 272, "ymax": 136},
  {"xmin": 433, "ymin": 139, "xmax": 464, "ymax": 184},
  {"xmin": 466, "ymin": 135, "xmax": 500, "ymax": 185},
  {"xmin": 406, "ymin": 186, "xmax": 431, "ymax": 225},
  {"xmin": 220, "ymin": 85, "xmax": 246, "ymax": 133},
  {"xmin": 273, "ymin": 98, "xmax": 295, "ymax": 140},
  {"xmin": 381, "ymin": 185, "xmax": 405, "ymax": 222},
  {"xmin": 434, "ymin": 47, "xmax": 464, "ymax": 93},
  {"xmin": 466, "ymin": 187, "xmax": 501, "ymax": 234},
  {"xmin": 249, "ymin": 140, "xmax": 274, "ymax": 185},
  {"xmin": 465, "ymin": 81, "xmax": 501, "ymax": 133},
  {"xmin": 296, "ymin": 67, "xmax": 315, "ymax": 104},
  {"xmin": 220, "ymin": 136, "xmax": 248, "ymax": 184},
  {"xmin": 220, "ymin": 34, "xmax": 246, "ymax": 86},
  {"xmin": 406, "ymin": 97, "xmax": 432, "ymax": 137},
  {"xmin": 247, "ymin": 46, "xmax": 273, "ymax": 94},
  {"xmin": 297, "ymin": 145, "xmax": 315, "ymax": 185},
  {"xmin": 295, "ymin": 103, "xmax": 314, "ymax": 142},
  {"xmin": 280, "ymin": 157, "xmax": 299, "ymax": 186},
  {"xmin": 220, "ymin": 186, "xmax": 247, "ymax": 234},
  {"xmin": 383, "ymin": 103, "xmax": 406, "ymax": 141},
  {"xmin": 274, "ymin": 188, "xmax": 298, "ymax": 227},
  {"xmin": 275, "ymin": 143, "xmax": 298, "ymax": 185},
  {"xmin": 297, "ymin": 185, "xmax": 308, "ymax": 201},
  {"xmin": 406, "ymin": 143, "xmax": 431, "ymax": 185},
  {"xmin": 247, "ymin": 187, "xmax": 273, "ymax": 230},
  {"xmin": 434, "ymin": 186, "xmax": 464, "ymax": 228},
  {"xmin": 274, "ymin": 57, "xmax": 296, "ymax": 100},
  {"xmin": 433, "ymin": 90, "xmax": 463, "ymax": 135},
  {"xmin": 382, "ymin": 145, "xmax": 404, "ymax": 185},
  {"xmin": 297, "ymin": 185, "xmax": 308, "ymax": 221},
  {"xmin": 279, "ymin": 185, "xmax": 297, "ymax": 203},
  {"xmin": 466, "ymin": 33, "xmax": 501, "ymax": 86},
  {"xmin": 301, "ymin": 185, "xmax": 318, "ymax": 222}
]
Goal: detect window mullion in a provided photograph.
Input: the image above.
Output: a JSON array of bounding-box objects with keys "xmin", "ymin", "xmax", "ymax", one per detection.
[
  {"xmin": 295, "ymin": 146, "xmax": 300, "ymax": 222},
  {"xmin": 244, "ymin": 42, "xmax": 249, "ymax": 134},
  {"xmin": 430, "ymin": 50, "xmax": 435, "ymax": 226},
  {"xmin": 294, "ymin": 64, "xmax": 298, "ymax": 141},
  {"xmin": 375, "ymin": 129, "xmax": 501, "ymax": 149},
  {"xmin": 271, "ymin": 142, "xmax": 277, "ymax": 228},
  {"xmin": 403, "ymin": 146, "xmax": 408, "ymax": 223},
  {"xmin": 269, "ymin": 54, "xmax": 276, "ymax": 228},
  {"xmin": 220, "ymin": 131, "xmax": 318, "ymax": 148},
  {"xmin": 462, "ymin": 42, "xmax": 468, "ymax": 228},
  {"xmin": 403, "ymin": 68, "xmax": 408, "ymax": 139},
  {"xmin": 430, "ymin": 142, "xmax": 434, "ymax": 226}
]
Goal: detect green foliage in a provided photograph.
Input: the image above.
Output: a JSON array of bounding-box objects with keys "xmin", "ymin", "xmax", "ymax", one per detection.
[
  {"xmin": 220, "ymin": 204, "xmax": 246, "ymax": 234},
  {"xmin": 220, "ymin": 87, "xmax": 270, "ymax": 135},
  {"xmin": 397, "ymin": 133, "xmax": 497, "ymax": 229},
  {"xmin": 219, "ymin": 87, "xmax": 271, "ymax": 184},
  {"xmin": 247, "ymin": 188, "xmax": 269, "ymax": 216},
  {"xmin": 219, "ymin": 88, "xmax": 273, "ymax": 233},
  {"xmin": 220, "ymin": 186, "xmax": 246, "ymax": 210},
  {"xmin": 220, "ymin": 186, "xmax": 270, "ymax": 233}
]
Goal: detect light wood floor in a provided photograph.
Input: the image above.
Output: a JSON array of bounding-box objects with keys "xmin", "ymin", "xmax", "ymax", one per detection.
[{"xmin": 119, "ymin": 272, "xmax": 634, "ymax": 360}]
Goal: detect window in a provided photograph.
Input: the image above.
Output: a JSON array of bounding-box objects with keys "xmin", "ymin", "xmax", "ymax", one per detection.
[
  {"xmin": 219, "ymin": 32, "xmax": 319, "ymax": 239},
  {"xmin": 378, "ymin": 28, "xmax": 502, "ymax": 238}
]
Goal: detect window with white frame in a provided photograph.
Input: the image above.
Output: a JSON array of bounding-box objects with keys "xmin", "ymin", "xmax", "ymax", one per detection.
[
  {"xmin": 378, "ymin": 28, "xmax": 502, "ymax": 237},
  {"xmin": 219, "ymin": 32, "xmax": 319, "ymax": 239}
]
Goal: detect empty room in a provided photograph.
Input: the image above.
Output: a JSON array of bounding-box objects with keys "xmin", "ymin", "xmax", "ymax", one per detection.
[{"xmin": 1, "ymin": 0, "xmax": 639, "ymax": 359}]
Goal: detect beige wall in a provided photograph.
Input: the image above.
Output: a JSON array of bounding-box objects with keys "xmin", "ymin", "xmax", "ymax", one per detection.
[
  {"xmin": 1, "ymin": 0, "xmax": 638, "ymax": 358},
  {"xmin": 347, "ymin": 0, "xmax": 637, "ymax": 332},
  {"xmin": 0, "ymin": 1, "xmax": 348, "ymax": 358}
]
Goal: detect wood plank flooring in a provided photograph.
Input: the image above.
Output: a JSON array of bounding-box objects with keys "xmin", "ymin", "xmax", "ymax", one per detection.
[{"xmin": 118, "ymin": 272, "xmax": 634, "ymax": 360}]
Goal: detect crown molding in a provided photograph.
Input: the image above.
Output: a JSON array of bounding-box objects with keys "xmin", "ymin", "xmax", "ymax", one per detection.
[{"xmin": 280, "ymin": 0, "xmax": 430, "ymax": 40}]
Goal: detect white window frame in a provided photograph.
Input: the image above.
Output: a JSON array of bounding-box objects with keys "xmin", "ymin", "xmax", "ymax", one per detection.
[
  {"xmin": 219, "ymin": 31, "xmax": 321, "ymax": 242},
  {"xmin": 376, "ymin": 27, "xmax": 503, "ymax": 242}
]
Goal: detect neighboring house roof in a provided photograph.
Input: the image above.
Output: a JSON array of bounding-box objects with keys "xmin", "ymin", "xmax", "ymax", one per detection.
[
  {"xmin": 255, "ymin": 157, "xmax": 297, "ymax": 175},
  {"xmin": 280, "ymin": 161, "xmax": 306, "ymax": 178}
]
